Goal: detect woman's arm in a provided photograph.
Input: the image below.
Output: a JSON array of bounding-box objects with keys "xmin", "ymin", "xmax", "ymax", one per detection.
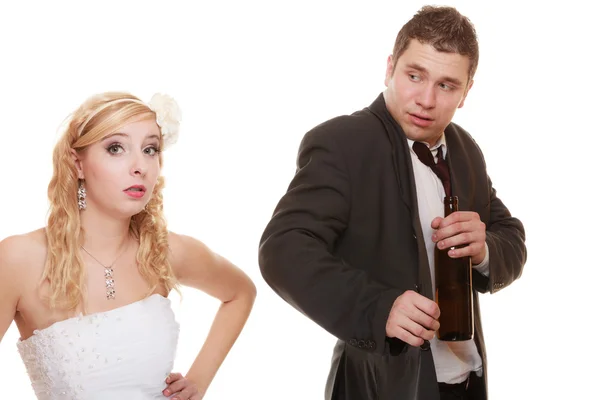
[
  {"xmin": 166, "ymin": 232, "xmax": 256, "ymax": 399},
  {"xmin": 0, "ymin": 236, "xmax": 23, "ymax": 343}
]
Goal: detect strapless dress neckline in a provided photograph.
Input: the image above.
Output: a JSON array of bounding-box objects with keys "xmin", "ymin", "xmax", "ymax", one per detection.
[{"xmin": 17, "ymin": 293, "xmax": 180, "ymax": 399}]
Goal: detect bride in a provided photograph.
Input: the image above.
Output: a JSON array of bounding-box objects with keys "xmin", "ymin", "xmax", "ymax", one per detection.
[{"xmin": 0, "ymin": 92, "xmax": 256, "ymax": 399}]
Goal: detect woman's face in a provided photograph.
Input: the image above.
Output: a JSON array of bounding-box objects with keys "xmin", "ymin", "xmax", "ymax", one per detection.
[{"xmin": 74, "ymin": 117, "xmax": 162, "ymax": 219}]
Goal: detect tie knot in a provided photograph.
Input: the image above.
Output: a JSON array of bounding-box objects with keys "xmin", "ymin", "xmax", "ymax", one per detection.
[
  {"xmin": 411, "ymin": 140, "xmax": 452, "ymax": 197},
  {"xmin": 412, "ymin": 141, "xmax": 437, "ymax": 167}
]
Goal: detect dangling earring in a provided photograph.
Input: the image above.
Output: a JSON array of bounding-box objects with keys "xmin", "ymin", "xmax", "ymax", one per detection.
[{"xmin": 78, "ymin": 181, "xmax": 87, "ymax": 210}]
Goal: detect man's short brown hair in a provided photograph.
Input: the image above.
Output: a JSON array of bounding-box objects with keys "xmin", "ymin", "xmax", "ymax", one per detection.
[{"xmin": 391, "ymin": 6, "xmax": 479, "ymax": 82}]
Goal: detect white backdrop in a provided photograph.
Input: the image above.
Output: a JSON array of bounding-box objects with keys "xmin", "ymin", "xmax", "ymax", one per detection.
[{"xmin": 0, "ymin": 0, "xmax": 596, "ymax": 399}]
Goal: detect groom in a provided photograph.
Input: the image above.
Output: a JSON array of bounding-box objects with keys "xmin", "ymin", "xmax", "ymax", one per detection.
[{"xmin": 258, "ymin": 5, "xmax": 526, "ymax": 400}]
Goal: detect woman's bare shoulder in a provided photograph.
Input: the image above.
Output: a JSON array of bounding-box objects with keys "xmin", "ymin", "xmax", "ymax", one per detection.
[
  {"xmin": 167, "ymin": 231, "xmax": 215, "ymax": 276},
  {"xmin": 0, "ymin": 228, "xmax": 48, "ymax": 274}
]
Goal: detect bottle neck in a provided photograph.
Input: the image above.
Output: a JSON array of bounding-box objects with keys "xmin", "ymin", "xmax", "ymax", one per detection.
[{"xmin": 443, "ymin": 196, "xmax": 459, "ymax": 217}]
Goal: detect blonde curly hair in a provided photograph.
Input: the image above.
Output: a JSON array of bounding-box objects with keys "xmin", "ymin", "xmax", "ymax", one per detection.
[{"xmin": 43, "ymin": 92, "xmax": 179, "ymax": 311}]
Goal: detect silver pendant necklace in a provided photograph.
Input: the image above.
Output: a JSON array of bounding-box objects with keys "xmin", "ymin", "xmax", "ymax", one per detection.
[{"xmin": 81, "ymin": 243, "xmax": 128, "ymax": 300}]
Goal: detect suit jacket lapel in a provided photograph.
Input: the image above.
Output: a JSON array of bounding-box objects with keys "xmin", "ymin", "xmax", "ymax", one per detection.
[
  {"xmin": 367, "ymin": 95, "xmax": 412, "ymax": 211},
  {"xmin": 367, "ymin": 94, "xmax": 434, "ymax": 299}
]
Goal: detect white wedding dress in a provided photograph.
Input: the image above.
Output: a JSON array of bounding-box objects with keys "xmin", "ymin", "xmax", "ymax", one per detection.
[{"xmin": 17, "ymin": 294, "xmax": 180, "ymax": 399}]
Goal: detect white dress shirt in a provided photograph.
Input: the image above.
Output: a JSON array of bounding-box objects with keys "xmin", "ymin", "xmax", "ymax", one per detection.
[{"xmin": 407, "ymin": 135, "xmax": 489, "ymax": 384}]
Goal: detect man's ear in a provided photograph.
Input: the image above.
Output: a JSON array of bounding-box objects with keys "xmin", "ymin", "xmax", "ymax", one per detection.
[
  {"xmin": 458, "ymin": 79, "xmax": 474, "ymax": 109},
  {"xmin": 384, "ymin": 55, "xmax": 394, "ymax": 87}
]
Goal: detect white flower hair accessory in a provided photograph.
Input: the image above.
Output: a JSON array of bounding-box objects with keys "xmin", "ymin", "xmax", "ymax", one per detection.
[{"xmin": 148, "ymin": 93, "xmax": 182, "ymax": 147}]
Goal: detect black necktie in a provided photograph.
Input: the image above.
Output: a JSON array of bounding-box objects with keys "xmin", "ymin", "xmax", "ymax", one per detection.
[{"xmin": 412, "ymin": 141, "xmax": 452, "ymax": 197}]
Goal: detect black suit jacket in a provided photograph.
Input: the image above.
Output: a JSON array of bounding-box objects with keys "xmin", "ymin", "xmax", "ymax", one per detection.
[{"xmin": 259, "ymin": 94, "xmax": 526, "ymax": 400}]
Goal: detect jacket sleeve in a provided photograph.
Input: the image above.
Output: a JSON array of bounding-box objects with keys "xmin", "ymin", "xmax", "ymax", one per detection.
[
  {"xmin": 258, "ymin": 127, "xmax": 403, "ymax": 355},
  {"xmin": 472, "ymin": 176, "xmax": 527, "ymax": 294}
]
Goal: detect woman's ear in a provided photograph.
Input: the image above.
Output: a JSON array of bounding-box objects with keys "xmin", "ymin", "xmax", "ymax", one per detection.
[{"xmin": 70, "ymin": 148, "xmax": 85, "ymax": 180}]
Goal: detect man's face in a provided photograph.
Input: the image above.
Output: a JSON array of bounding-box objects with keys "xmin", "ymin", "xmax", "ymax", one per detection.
[{"xmin": 384, "ymin": 39, "xmax": 473, "ymax": 146}]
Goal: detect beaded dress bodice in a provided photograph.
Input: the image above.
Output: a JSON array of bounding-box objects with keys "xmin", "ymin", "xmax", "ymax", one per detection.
[{"xmin": 17, "ymin": 294, "xmax": 179, "ymax": 399}]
